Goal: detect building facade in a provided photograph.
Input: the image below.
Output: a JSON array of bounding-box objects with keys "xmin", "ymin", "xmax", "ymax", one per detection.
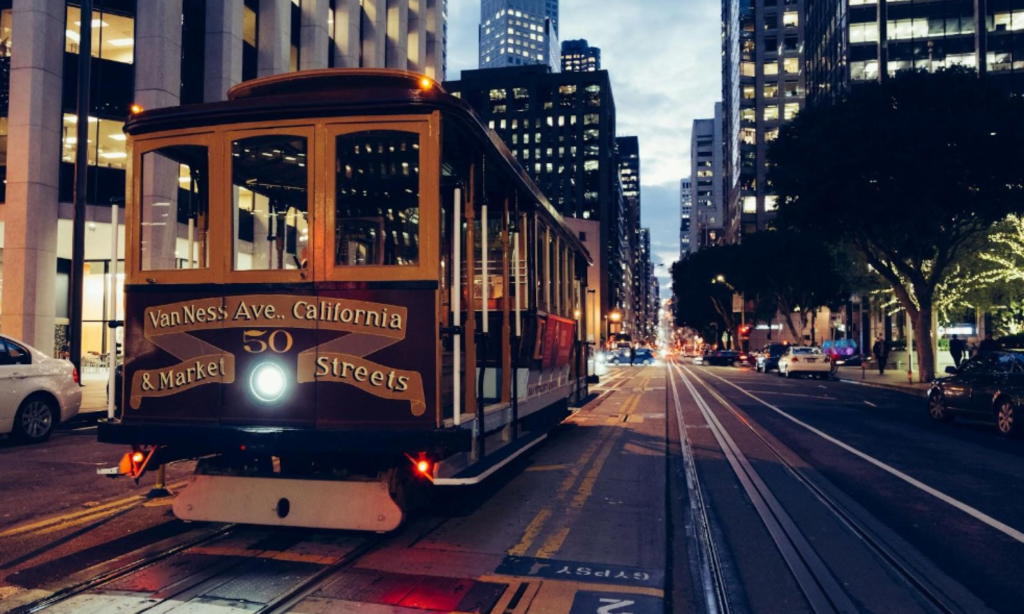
[
  {"xmin": 679, "ymin": 177, "xmax": 692, "ymax": 258},
  {"xmin": 561, "ymin": 38, "xmax": 600, "ymax": 72},
  {"xmin": 444, "ymin": 65, "xmax": 629, "ymax": 340},
  {"xmin": 616, "ymin": 136, "xmax": 643, "ymax": 338},
  {"xmin": 689, "ymin": 104, "xmax": 726, "ymax": 252},
  {"xmin": 0, "ymin": 0, "xmax": 447, "ymax": 360},
  {"xmin": 722, "ymin": 0, "xmax": 807, "ymax": 242},
  {"xmin": 479, "ymin": 0, "xmax": 559, "ymax": 70},
  {"xmin": 806, "ymin": 0, "xmax": 1024, "ymax": 105}
]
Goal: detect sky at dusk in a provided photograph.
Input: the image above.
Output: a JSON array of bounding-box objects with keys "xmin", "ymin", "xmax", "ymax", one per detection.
[{"xmin": 444, "ymin": 0, "xmax": 722, "ymax": 297}]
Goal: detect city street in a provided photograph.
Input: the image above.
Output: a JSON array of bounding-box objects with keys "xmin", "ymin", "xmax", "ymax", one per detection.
[{"xmin": 1, "ymin": 364, "xmax": 1022, "ymax": 613}]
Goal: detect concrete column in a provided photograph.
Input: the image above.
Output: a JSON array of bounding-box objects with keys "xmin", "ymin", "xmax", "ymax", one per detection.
[
  {"xmin": 385, "ymin": 0, "xmax": 409, "ymax": 70},
  {"xmin": 136, "ymin": 1, "xmax": 183, "ymax": 272},
  {"xmin": 300, "ymin": 0, "xmax": 329, "ymax": 70},
  {"xmin": 407, "ymin": 0, "xmax": 428, "ymax": 74},
  {"xmin": 204, "ymin": 0, "xmax": 243, "ymax": 102},
  {"xmin": 2, "ymin": 0, "xmax": 65, "ymax": 352},
  {"xmin": 135, "ymin": 0, "xmax": 182, "ymax": 110},
  {"xmin": 362, "ymin": 0, "xmax": 387, "ymax": 68},
  {"xmin": 424, "ymin": 0, "xmax": 444, "ymax": 79},
  {"xmin": 333, "ymin": 0, "xmax": 361, "ymax": 67},
  {"xmin": 258, "ymin": 0, "xmax": 291, "ymax": 78}
]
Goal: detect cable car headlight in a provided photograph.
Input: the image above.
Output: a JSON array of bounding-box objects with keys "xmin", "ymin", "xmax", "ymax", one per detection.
[{"xmin": 250, "ymin": 362, "xmax": 287, "ymax": 403}]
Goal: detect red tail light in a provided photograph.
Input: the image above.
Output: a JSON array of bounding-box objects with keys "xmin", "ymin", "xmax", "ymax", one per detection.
[
  {"xmin": 791, "ymin": 357, "xmax": 799, "ymax": 362},
  {"xmin": 73, "ymin": 366, "xmax": 80, "ymax": 384},
  {"xmin": 131, "ymin": 451, "xmax": 145, "ymax": 464}
]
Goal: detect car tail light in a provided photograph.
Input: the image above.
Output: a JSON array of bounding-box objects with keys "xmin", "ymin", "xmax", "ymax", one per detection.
[
  {"xmin": 73, "ymin": 366, "xmax": 80, "ymax": 384},
  {"xmin": 791, "ymin": 357, "xmax": 799, "ymax": 362}
]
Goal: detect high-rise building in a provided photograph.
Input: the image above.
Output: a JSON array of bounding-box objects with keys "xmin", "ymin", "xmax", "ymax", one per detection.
[
  {"xmin": 679, "ymin": 177, "xmax": 693, "ymax": 258},
  {"xmin": 722, "ymin": 0, "xmax": 806, "ymax": 241},
  {"xmin": 445, "ymin": 65, "xmax": 629, "ymax": 337},
  {"xmin": 806, "ymin": 0, "xmax": 1024, "ymax": 105},
  {"xmin": 689, "ymin": 104, "xmax": 726, "ymax": 252},
  {"xmin": 635, "ymin": 228, "xmax": 654, "ymax": 342},
  {"xmin": 0, "ymin": 0, "xmax": 447, "ymax": 358},
  {"xmin": 479, "ymin": 0, "xmax": 560, "ymax": 71},
  {"xmin": 561, "ymin": 38, "xmax": 601, "ymax": 72},
  {"xmin": 616, "ymin": 136, "xmax": 644, "ymax": 337}
]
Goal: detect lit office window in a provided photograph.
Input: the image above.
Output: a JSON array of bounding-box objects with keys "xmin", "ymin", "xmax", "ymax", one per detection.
[
  {"xmin": 65, "ymin": 6, "xmax": 135, "ymax": 64},
  {"xmin": 61, "ymin": 114, "xmax": 128, "ymax": 169}
]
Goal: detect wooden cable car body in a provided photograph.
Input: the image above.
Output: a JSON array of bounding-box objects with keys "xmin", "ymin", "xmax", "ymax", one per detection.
[{"xmin": 98, "ymin": 70, "xmax": 592, "ymax": 531}]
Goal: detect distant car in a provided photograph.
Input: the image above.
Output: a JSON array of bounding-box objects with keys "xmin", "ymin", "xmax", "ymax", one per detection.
[
  {"xmin": 632, "ymin": 349, "xmax": 655, "ymax": 366},
  {"xmin": 606, "ymin": 350, "xmax": 630, "ymax": 366},
  {"xmin": 928, "ymin": 351, "xmax": 1024, "ymax": 438},
  {"xmin": 703, "ymin": 350, "xmax": 741, "ymax": 366},
  {"xmin": 0, "ymin": 336, "xmax": 82, "ymax": 443},
  {"xmin": 778, "ymin": 346, "xmax": 831, "ymax": 379},
  {"xmin": 756, "ymin": 344, "xmax": 789, "ymax": 373}
]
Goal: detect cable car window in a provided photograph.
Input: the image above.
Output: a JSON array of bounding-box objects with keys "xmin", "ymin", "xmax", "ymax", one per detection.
[
  {"xmin": 335, "ymin": 131, "xmax": 420, "ymax": 266},
  {"xmin": 140, "ymin": 145, "xmax": 209, "ymax": 271},
  {"xmin": 232, "ymin": 135, "xmax": 309, "ymax": 271}
]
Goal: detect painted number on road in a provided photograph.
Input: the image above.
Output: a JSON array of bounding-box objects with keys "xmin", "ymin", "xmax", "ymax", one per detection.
[{"xmin": 569, "ymin": 592, "xmax": 662, "ymax": 614}]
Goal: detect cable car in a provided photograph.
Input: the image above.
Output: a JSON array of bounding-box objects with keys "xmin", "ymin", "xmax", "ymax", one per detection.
[{"xmin": 98, "ymin": 70, "xmax": 592, "ymax": 531}]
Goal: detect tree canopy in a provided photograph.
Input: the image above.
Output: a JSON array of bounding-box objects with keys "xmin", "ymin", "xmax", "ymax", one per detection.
[{"xmin": 768, "ymin": 68, "xmax": 1024, "ymax": 380}]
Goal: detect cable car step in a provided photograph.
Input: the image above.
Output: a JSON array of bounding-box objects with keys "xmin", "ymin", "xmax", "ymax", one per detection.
[{"xmin": 433, "ymin": 430, "xmax": 547, "ymax": 486}]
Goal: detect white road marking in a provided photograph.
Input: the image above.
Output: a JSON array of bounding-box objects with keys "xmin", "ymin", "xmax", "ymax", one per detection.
[
  {"xmin": 864, "ymin": 400, "xmax": 878, "ymax": 408},
  {"xmin": 696, "ymin": 367, "xmax": 1024, "ymax": 545}
]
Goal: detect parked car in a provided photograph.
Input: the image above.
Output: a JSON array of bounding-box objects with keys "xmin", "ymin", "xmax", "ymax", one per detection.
[
  {"xmin": 756, "ymin": 344, "xmax": 789, "ymax": 373},
  {"xmin": 777, "ymin": 346, "xmax": 832, "ymax": 379},
  {"xmin": 0, "ymin": 336, "xmax": 82, "ymax": 443},
  {"xmin": 703, "ymin": 350, "xmax": 742, "ymax": 366},
  {"xmin": 927, "ymin": 351, "xmax": 1024, "ymax": 437}
]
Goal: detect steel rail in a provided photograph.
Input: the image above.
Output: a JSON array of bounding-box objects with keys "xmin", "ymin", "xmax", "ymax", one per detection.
[
  {"xmin": 667, "ymin": 362, "xmax": 732, "ymax": 614},
  {"xmin": 673, "ymin": 361, "xmax": 858, "ymax": 614},
  {"xmin": 685, "ymin": 364, "xmax": 964, "ymax": 614},
  {"xmin": 9, "ymin": 524, "xmax": 236, "ymax": 614}
]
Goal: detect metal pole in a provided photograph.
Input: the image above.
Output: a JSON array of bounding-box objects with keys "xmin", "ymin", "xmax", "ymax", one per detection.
[
  {"xmin": 107, "ymin": 205, "xmax": 117, "ymax": 419},
  {"xmin": 452, "ymin": 188, "xmax": 462, "ymax": 426},
  {"xmin": 69, "ymin": 0, "xmax": 93, "ymax": 377}
]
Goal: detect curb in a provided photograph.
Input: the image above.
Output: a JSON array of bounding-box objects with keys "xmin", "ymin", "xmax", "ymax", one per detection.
[{"xmin": 835, "ymin": 376, "xmax": 929, "ymax": 398}]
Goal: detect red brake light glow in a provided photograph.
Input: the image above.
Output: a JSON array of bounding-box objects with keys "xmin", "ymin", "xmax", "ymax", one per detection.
[
  {"xmin": 131, "ymin": 451, "xmax": 145, "ymax": 464},
  {"xmin": 417, "ymin": 460, "xmax": 430, "ymax": 475}
]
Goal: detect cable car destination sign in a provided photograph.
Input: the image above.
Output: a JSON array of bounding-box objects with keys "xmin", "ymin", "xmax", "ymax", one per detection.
[{"xmin": 129, "ymin": 294, "xmax": 427, "ymax": 416}]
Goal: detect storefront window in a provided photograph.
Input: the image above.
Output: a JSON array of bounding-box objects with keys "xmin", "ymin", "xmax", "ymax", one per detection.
[{"xmin": 65, "ymin": 6, "xmax": 135, "ymax": 64}]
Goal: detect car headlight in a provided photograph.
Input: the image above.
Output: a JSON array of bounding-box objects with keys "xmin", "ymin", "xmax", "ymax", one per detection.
[{"xmin": 250, "ymin": 362, "xmax": 287, "ymax": 403}]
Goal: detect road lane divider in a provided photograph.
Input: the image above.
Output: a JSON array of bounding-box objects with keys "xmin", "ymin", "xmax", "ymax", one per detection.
[
  {"xmin": 697, "ymin": 366, "xmax": 1024, "ymax": 545},
  {"xmin": 672, "ymin": 361, "xmax": 858, "ymax": 614}
]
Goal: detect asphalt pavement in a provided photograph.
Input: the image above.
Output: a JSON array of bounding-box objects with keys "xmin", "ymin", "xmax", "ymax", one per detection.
[{"xmin": 0, "ymin": 363, "xmax": 1021, "ymax": 613}]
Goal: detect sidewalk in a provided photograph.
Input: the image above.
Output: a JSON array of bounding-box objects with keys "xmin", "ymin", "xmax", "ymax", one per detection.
[
  {"xmin": 77, "ymin": 374, "xmax": 112, "ymax": 417},
  {"xmin": 832, "ymin": 366, "xmax": 932, "ymax": 397}
]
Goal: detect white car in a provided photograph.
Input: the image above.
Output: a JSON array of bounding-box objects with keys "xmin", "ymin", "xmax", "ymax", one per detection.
[
  {"xmin": 0, "ymin": 336, "xmax": 82, "ymax": 443},
  {"xmin": 777, "ymin": 346, "xmax": 832, "ymax": 379}
]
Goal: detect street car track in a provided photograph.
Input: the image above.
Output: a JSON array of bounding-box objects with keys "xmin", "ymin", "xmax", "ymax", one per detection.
[
  {"xmin": 675, "ymin": 360, "xmax": 971, "ymax": 614},
  {"xmin": 7, "ymin": 524, "xmax": 236, "ymax": 614}
]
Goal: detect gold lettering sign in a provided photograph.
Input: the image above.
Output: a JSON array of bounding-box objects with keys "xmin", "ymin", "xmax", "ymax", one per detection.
[{"xmin": 129, "ymin": 295, "xmax": 426, "ymax": 416}]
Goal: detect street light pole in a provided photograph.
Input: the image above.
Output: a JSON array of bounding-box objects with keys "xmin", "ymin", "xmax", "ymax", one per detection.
[{"xmin": 69, "ymin": 0, "xmax": 93, "ymax": 376}]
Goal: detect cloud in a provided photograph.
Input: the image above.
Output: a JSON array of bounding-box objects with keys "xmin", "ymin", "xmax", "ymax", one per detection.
[{"xmin": 445, "ymin": 0, "xmax": 721, "ymax": 298}]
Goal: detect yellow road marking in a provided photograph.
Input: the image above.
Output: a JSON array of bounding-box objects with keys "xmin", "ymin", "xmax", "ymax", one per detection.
[
  {"xmin": 479, "ymin": 574, "xmax": 665, "ymax": 598},
  {"xmin": 0, "ymin": 479, "xmax": 189, "ymax": 539},
  {"xmin": 189, "ymin": 545, "xmax": 344, "ymax": 564},
  {"xmin": 524, "ymin": 464, "xmax": 571, "ymax": 472},
  {"xmin": 535, "ymin": 389, "xmax": 645, "ymax": 559},
  {"xmin": 508, "ymin": 508, "xmax": 554, "ymax": 556}
]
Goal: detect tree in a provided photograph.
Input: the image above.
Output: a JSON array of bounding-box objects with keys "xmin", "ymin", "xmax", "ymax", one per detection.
[
  {"xmin": 671, "ymin": 246, "xmax": 744, "ymax": 349},
  {"xmin": 739, "ymin": 231, "xmax": 853, "ymax": 344},
  {"xmin": 769, "ymin": 69, "xmax": 1024, "ymax": 381}
]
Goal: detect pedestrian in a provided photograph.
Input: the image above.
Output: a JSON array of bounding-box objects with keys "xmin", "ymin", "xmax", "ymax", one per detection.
[
  {"xmin": 968, "ymin": 341, "xmax": 978, "ymax": 357},
  {"xmin": 629, "ymin": 344, "xmax": 637, "ymax": 366},
  {"xmin": 949, "ymin": 334, "xmax": 966, "ymax": 369},
  {"xmin": 979, "ymin": 332, "xmax": 1000, "ymax": 353},
  {"xmin": 872, "ymin": 335, "xmax": 890, "ymax": 375}
]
